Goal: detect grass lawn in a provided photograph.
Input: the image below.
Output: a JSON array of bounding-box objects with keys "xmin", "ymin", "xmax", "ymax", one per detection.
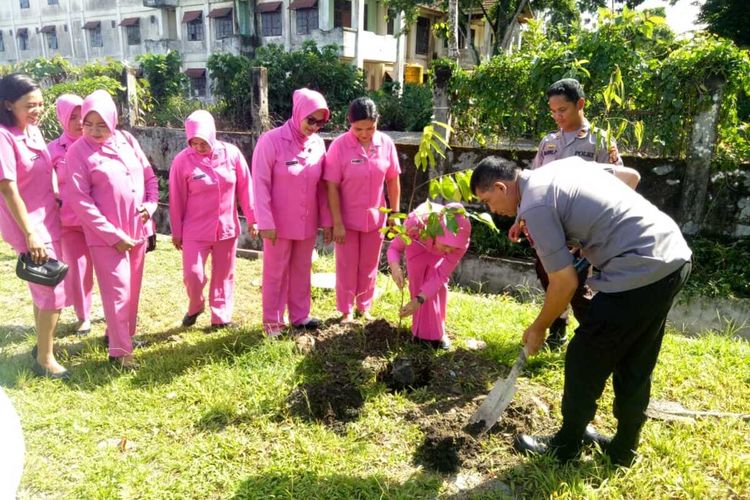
[{"xmin": 1, "ymin": 238, "xmax": 749, "ymax": 499}]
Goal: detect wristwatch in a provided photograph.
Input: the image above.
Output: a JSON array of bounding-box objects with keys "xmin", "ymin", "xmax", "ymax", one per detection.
[{"xmin": 416, "ymin": 294, "xmax": 425, "ymax": 305}]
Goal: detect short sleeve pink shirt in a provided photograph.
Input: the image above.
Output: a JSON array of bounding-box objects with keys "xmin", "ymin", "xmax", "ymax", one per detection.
[
  {"xmin": 323, "ymin": 130, "xmax": 400, "ymax": 232},
  {"xmin": 0, "ymin": 124, "xmax": 60, "ymax": 251}
]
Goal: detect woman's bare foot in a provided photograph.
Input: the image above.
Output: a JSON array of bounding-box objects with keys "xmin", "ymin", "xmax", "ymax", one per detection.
[{"xmin": 341, "ymin": 312, "xmax": 356, "ymax": 324}]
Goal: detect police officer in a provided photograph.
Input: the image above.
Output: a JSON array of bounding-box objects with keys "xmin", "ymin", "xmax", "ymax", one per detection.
[
  {"xmin": 525, "ymin": 78, "xmax": 624, "ymax": 349},
  {"xmin": 472, "ymin": 156, "xmax": 691, "ymax": 467}
]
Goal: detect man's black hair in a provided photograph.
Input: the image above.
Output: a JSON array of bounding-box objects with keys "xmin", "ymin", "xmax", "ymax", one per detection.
[
  {"xmin": 546, "ymin": 78, "xmax": 585, "ymax": 103},
  {"xmin": 470, "ymin": 156, "xmax": 520, "ymax": 194}
]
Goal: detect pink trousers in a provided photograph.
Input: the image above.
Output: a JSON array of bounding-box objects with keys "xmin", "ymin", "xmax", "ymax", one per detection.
[
  {"xmin": 182, "ymin": 237, "xmax": 237, "ymax": 325},
  {"xmin": 334, "ymin": 228, "xmax": 384, "ymax": 314},
  {"xmin": 90, "ymin": 242, "xmax": 146, "ymax": 357},
  {"xmin": 407, "ymin": 252, "xmax": 447, "ymax": 341},
  {"xmin": 262, "ymin": 236, "xmax": 315, "ymax": 332},
  {"xmin": 60, "ymin": 226, "xmax": 93, "ymax": 322}
]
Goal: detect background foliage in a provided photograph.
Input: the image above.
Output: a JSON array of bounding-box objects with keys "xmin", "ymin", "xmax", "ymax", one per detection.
[{"xmin": 445, "ymin": 9, "xmax": 750, "ymax": 166}]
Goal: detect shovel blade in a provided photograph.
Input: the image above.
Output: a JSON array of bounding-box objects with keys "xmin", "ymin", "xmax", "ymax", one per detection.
[{"xmin": 468, "ymin": 346, "xmax": 528, "ymax": 433}]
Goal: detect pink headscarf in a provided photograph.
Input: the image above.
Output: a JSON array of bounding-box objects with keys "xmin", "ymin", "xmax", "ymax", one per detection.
[
  {"xmin": 435, "ymin": 202, "xmax": 471, "ymax": 250},
  {"xmin": 184, "ymin": 109, "xmax": 217, "ymax": 152},
  {"xmin": 409, "ymin": 201, "xmax": 472, "ymax": 251},
  {"xmin": 81, "ymin": 89, "xmax": 118, "ymax": 134},
  {"xmin": 55, "ymin": 93, "xmax": 83, "ymax": 139},
  {"xmin": 287, "ymin": 88, "xmax": 329, "ymax": 147}
]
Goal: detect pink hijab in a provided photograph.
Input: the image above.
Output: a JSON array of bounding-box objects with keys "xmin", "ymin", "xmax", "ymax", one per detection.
[
  {"xmin": 184, "ymin": 110, "xmax": 217, "ymax": 153},
  {"xmin": 435, "ymin": 202, "xmax": 471, "ymax": 250},
  {"xmin": 55, "ymin": 93, "xmax": 83, "ymax": 140},
  {"xmin": 286, "ymin": 88, "xmax": 329, "ymax": 147},
  {"xmin": 82, "ymin": 89, "xmax": 118, "ymax": 134},
  {"xmin": 409, "ymin": 201, "xmax": 472, "ymax": 251}
]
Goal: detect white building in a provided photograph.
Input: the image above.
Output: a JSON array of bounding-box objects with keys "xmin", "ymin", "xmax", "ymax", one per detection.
[{"xmin": 0, "ymin": 0, "xmax": 531, "ymax": 96}]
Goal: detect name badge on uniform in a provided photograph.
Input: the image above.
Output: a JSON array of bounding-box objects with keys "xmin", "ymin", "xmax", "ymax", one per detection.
[
  {"xmin": 543, "ymin": 143, "xmax": 557, "ymax": 156},
  {"xmin": 351, "ymin": 159, "xmax": 364, "ymax": 165},
  {"xmin": 575, "ymin": 151, "xmax": 594, "ymax": 159},
  {"xmin": 192, "ymin": 173, "xmax": 207, "ymax": 180},
  {"xmin": 285, "ymin": 160, "xmax": 299, "ymax": 166}
]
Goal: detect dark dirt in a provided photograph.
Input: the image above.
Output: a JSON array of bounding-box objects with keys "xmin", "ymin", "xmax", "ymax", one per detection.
[{"xmin": 285, "ymin": 318, "xmax": 556, "ymax": 473}]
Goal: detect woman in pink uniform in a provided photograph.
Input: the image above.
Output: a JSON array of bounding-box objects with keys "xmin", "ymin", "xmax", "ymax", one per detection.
[
  {"xmin": 252, "ymin": 88, "xmax": 331, "ymax": 336},
  {"xmin": 387, "ymin": 202, "xmax": 471, "ymax": 349},
  {"xmin": 0, "ymin": 73, "xmax": 69, "ymax": 379},
  {"xmin": 65, "ymin": 90, "xmax": 158, "ymax": 369},
  {"xmin": 324, "ymin": 97, "xmax": 400, "ymax": 323},
  {"xmin": 48, "ymin": 93, "xmax": 93, "ymax": 336},
  {"xmin": 169, "ymin": 110, "xmax": 256, "ymax": 330}
]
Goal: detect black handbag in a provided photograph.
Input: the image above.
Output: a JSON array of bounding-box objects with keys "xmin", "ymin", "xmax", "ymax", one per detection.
[
  {"xmin": 146, "ymin": 234, "xmax": 157, "ymax": 253},
  {"xmin": 16, "ymin": 253, "xmax": 69, "ymax": 287}
]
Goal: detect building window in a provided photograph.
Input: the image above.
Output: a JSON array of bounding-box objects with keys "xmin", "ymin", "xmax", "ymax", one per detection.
[
  {"xmin": 48, "ymin": 0, "xmax": 59, "ymax": 4},
  {"xmin": 187, "ymin": 18, "xmax": 203, "ymax": 41},
  {"xmin": 182, "ymin": 11, "xmax": 204, "ymax": 41},
  {"xmin": 296, "ymin": 8, "xmax": 318, "ymax": 35},
  {"xmin": 120, "ymin": 18, "xmax": 141, "ymax": 45},
  {"xmin": 386, "ymin": 8, "xmax": 396, "ymax": 35},
  {"xmin": 334, "ymin": 0, "xmax": 351, "ymax": 28},
  {"xmin": 47, "ymin": 30, "xmax": 58, "ymax": 49},
  {"xmin": 415, "ymin": 16, "xmax": 429, "ymax": 55},
  {"xmin": 213, "ymin": 14, "xmax": 233, "ymax": 39},
  {"xmin": 126, "ymin": 24, "xmax": 140, "ymax": 45},
  {"xmin": 20, "ymin": 0, "xmax": 29, "ymax": 8},
  {"xmin": 17, "ymin": 29, "xmax": 29, "ymax": 50},
  {"xmin": 261, "ymin": 12, "xmax": 281, "ymax": 37},
  {"xmin": 185, "ymin": 68, "xmax": 206, "ymax": 98}
]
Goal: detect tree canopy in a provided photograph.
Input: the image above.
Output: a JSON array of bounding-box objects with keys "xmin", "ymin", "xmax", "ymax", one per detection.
[{"xmin": 698, "ymin": 0, "xmax": 750, "ymax": 47}]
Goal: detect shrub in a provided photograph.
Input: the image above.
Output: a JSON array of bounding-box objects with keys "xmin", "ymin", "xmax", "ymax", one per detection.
[
  {"xmin": 137, "ymin": 51, "xmax": 187, "ymax": 107},
  {"xmin": 208, "ymin": 42, "xmax": 365, "ymax": 130},
  {"xmin": 370, "ymin": 82, "xmax": 433, "ymax": 132}
]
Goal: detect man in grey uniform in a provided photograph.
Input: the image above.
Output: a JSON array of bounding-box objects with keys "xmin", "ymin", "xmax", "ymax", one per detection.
[
  {"xmin": 471, "ymin": 156, "xmax": 691, "ymax": 466},
  {"xmin": 525, "ymin": 78, "xmax": 624, "ymax": 349}
]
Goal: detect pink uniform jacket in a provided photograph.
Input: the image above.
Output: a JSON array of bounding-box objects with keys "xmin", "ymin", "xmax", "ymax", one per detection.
[
  {"xmin": 170, "ymin": 110, "xmax": 255, "ymax": 242},
  {"xmin": 48, "ymin": 94, "xmax": 83, "ymax": 227},
  {"xmin": 252, "ymin": 88, "xmax": 330, "ymax": 240},
  {"xmin": 0, "ymin": 123, "xmax": 60, "ymax": 251},
  {"xmin": 65, "ymin": 91, "xmax": 158, "ymax": 247},
  {"xmin": 387, "ymin": 203, "xmax": 472, "ymax": 300},
  {"xmin": 323, "ymin": 129, "xmax": 400, "ymax": 232}
]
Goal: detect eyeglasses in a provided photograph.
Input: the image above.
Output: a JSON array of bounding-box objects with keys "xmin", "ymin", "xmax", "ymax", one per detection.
[{"xmin": 305, "ymin": 116, "xmax": 328, "ymax": 128}]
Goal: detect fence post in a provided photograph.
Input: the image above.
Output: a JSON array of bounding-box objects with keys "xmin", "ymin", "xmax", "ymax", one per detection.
[
  {"xmin": 122, "ymin": 66, "xmax": 140, "ymax": 128},
  {"xmin": 250, "ymin": 67, "xmax": 270, "ymax": 135},
  {"xmin": 678, "ymin": 75, "xmax": 725, "ymax": 235}
]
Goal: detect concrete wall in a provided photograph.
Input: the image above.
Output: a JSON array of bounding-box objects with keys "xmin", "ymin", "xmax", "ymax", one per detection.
[{"xmin": 131, "ymin": 126, "xmax": 750, "ymax": 238}]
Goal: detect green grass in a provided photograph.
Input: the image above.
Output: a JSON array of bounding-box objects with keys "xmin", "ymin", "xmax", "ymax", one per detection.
[{"xmin": 1, "ymin": 240, "xmax": 749, "ymax": 499}]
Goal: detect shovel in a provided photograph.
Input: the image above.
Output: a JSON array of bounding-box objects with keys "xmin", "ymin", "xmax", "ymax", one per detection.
[{"xmin": 468, "ymin": 345, "xmax": 529, "ymax": 434}]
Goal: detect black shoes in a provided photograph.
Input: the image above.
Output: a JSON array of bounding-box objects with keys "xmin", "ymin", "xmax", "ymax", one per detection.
[
  {"xmin": 209, "ymin": 322, "xmax": 233, "ymax": 332},
  {"xmin": 515, "ymin": 425, "xmax": 638, "ymax": 467},
  {"xmin": 30, "ymin": 360, "xmax": 71, "ymax": 381},
  {"xmin": 103, "ymin": 336, "xmax": 147, "ymax": 349},
  {"xmin": 514, "ymin": 433, "xmax": 582, "ymax": 462},
  {"xmin": 545, "ymin": 318, "xmax": 568, "ymax": 350},
  {"xmin": 293, "ymin": 317, "xmax": 321, "ymax": 330},
  {"xmin": 182, "ymin": 309, "xmax": 204, "ymax": 327},
  {"xmin": 414, "ymin": 336, "xmax": 452, "ymax": 350}
]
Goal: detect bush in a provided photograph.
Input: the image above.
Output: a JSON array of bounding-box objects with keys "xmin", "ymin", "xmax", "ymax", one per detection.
[
  {"xmin": 137, "ymin": 51, "xmax": 187, "ymax": 107},
  {"xmin": 447, "ymin": 9, "xmax": 750, "ymax": 165},
  {"xmin": 370, "ymin": 82, "xmax": 433, "ymax": 132},
  {"xmin": 208, "ymin": 42, "xmax": 366, "ymax": 130},
  {"xmin": 39, "ymin": 76, "xmax": 124, "ymax": 140}
]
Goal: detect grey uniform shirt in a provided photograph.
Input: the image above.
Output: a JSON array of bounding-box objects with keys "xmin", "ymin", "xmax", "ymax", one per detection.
[
  {"xmin": 517, "ymin": 157, "xmax": 691, "ymax": 293},
  {"xmin": 532, "ymin": 120, "xmax": 623, "ymax": 169}
]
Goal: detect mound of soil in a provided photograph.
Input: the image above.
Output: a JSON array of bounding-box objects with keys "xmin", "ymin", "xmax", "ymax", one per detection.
[
  {"xmin": 285, "ymin": 318, "xmax": 557, "ymax": 474},
  {"xmin": 288, "ymin": 381, "xmax": 364, "ymax": 426}
]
